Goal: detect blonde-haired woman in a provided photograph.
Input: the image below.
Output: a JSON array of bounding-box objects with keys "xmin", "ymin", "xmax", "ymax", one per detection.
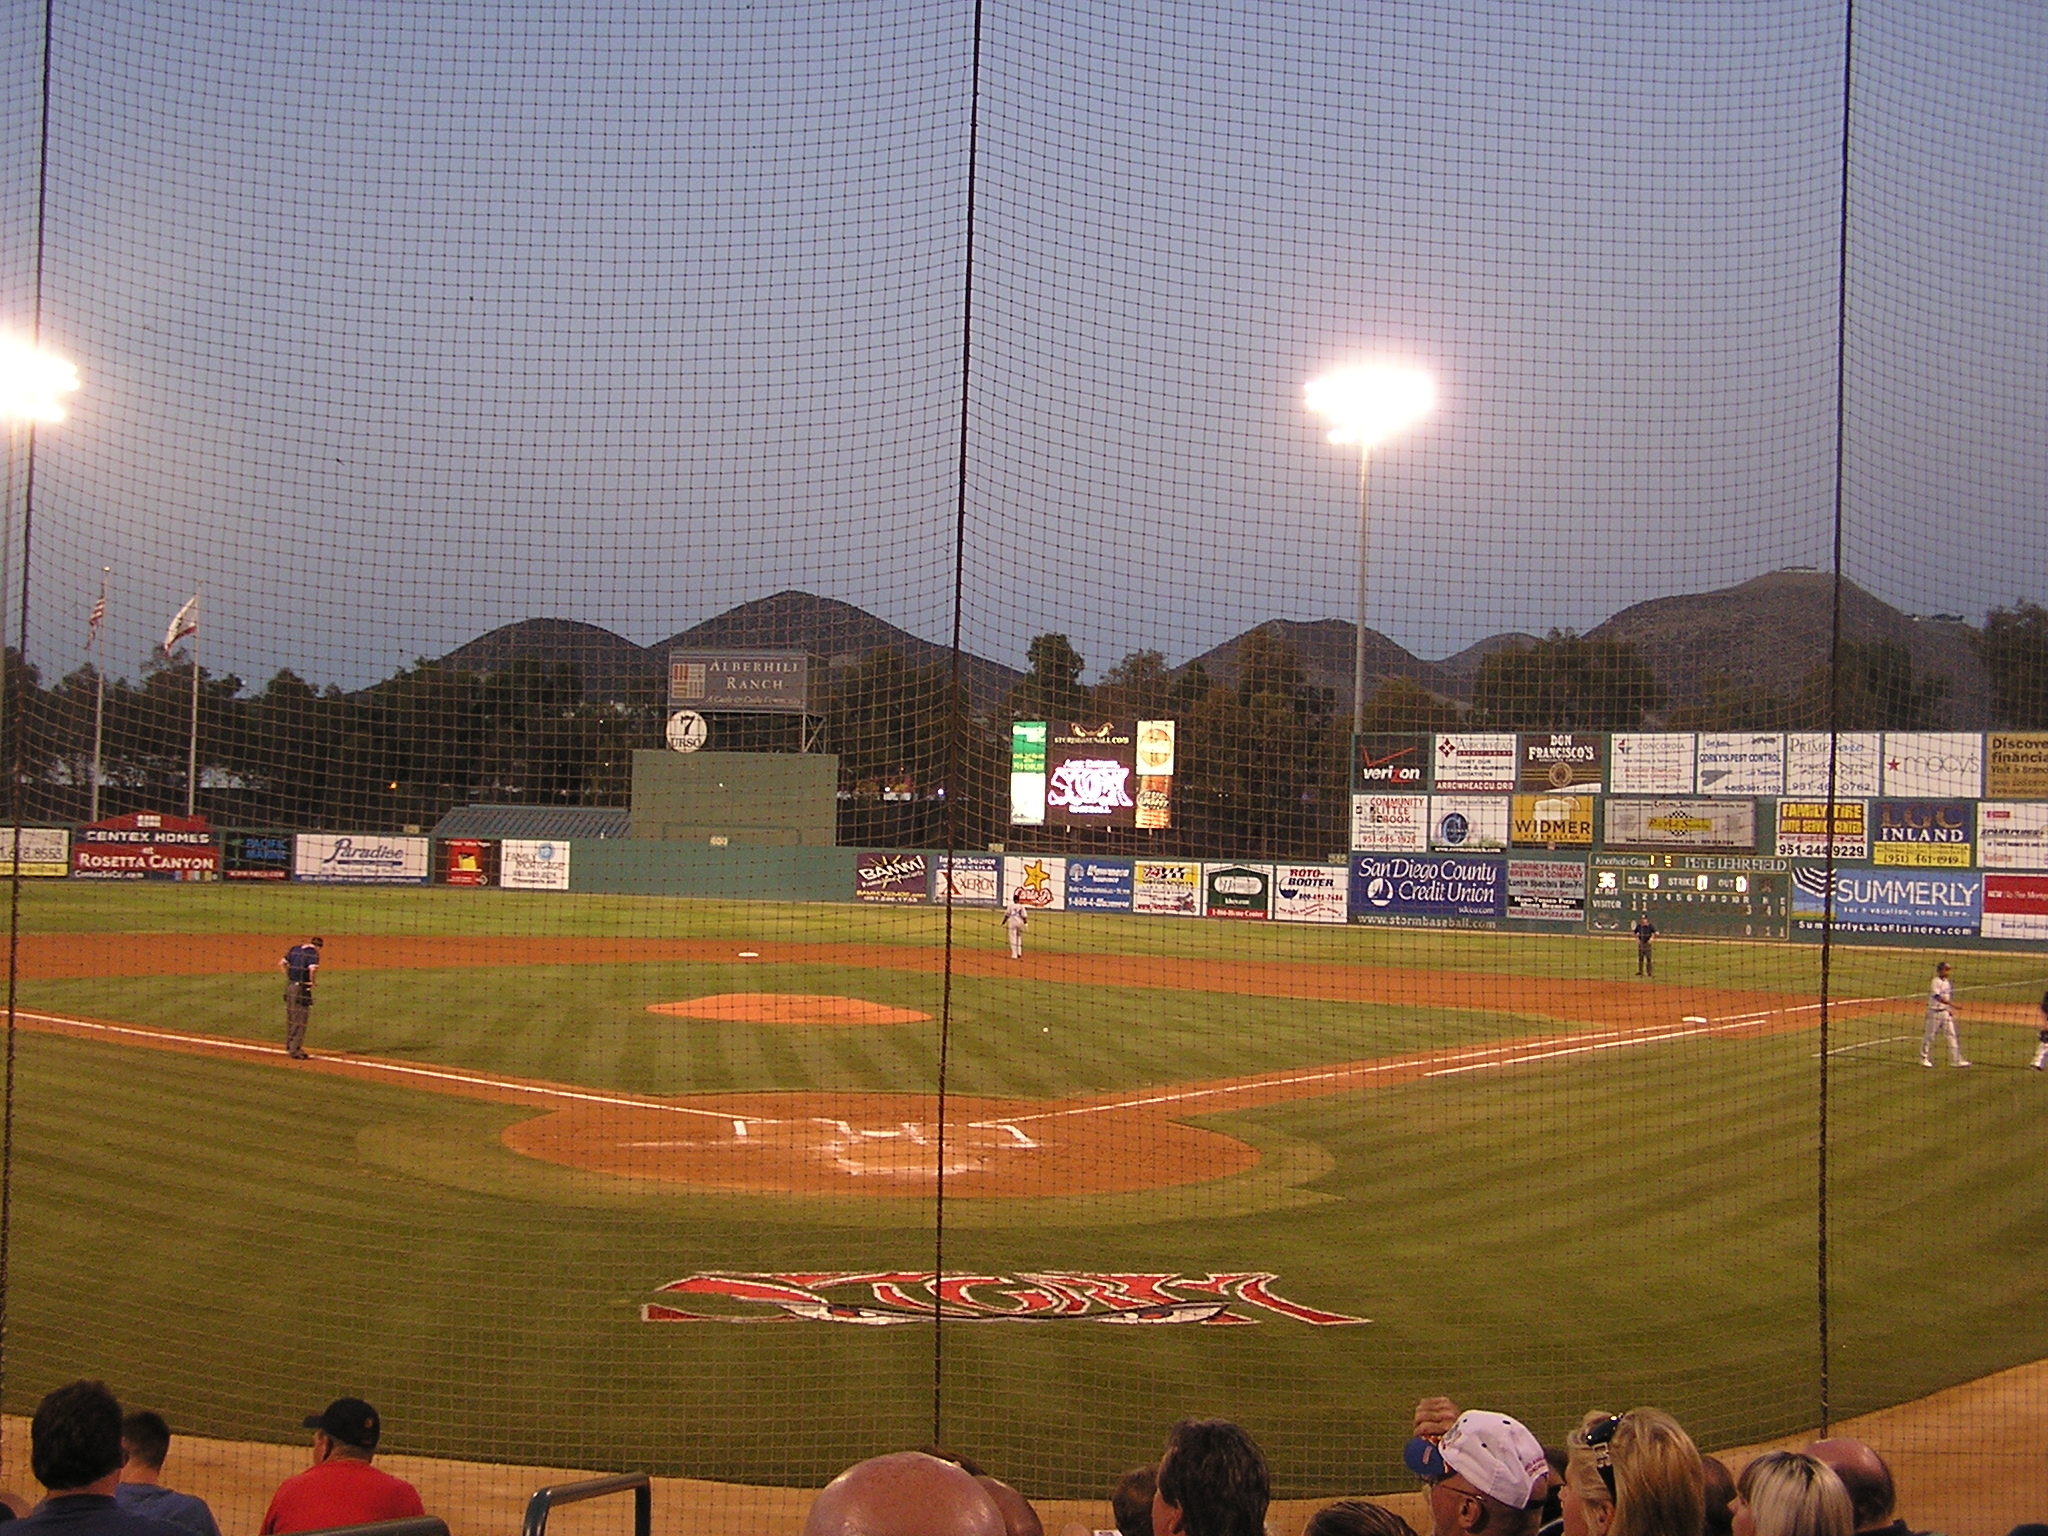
[
  {"xmin": 1732, "ymin": 1452, "xmax": 1853, "ymax": 1536},
  {"xmin": 1572, "ymin": 1409, "xmax": 1705, "ymax": 1536}
]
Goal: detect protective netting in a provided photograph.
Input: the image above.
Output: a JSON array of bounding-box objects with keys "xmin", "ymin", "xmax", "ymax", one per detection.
[{"xmin": 2, "ymin": 3, "xmax": 2045, "ymax": 1536}]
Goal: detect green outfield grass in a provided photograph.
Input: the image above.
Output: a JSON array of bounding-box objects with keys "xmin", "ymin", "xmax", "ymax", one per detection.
[{"xmin": 6, "ymin": 883, "xmax": 2046, "ymax": 1497}]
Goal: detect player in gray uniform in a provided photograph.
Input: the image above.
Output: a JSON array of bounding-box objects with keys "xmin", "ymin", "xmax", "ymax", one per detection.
[{"xmin": 1919, "ymin": 960, "xmax": 1968, "ymax": 1068}]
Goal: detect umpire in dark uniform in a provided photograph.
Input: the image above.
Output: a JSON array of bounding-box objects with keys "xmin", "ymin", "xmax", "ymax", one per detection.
[{"xmin": 279, "ymin": 937, "xmax": 323, "ymax": 1059}]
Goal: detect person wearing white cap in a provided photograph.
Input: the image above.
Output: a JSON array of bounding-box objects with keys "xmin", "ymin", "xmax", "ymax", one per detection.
[{"xmin": 1405, "ymin": 1407, "xmax": 1550, "ymax": 1536}]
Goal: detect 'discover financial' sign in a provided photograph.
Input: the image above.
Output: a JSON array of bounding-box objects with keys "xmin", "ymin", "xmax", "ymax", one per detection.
[
  {"xmin": 1986, "ymin": 733, "xmax": 2048, "ymax": 799},
  {"xmin": 295, "ymin": 834, "xmax": 429, "ymax": 884},
  {"xmin": 1350, "ymin": 854, "xmax": 1505, "ymax": 927}
]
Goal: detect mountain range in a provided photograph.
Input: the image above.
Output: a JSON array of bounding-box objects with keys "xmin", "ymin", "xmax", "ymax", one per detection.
[{"xmin": 434, "ymin": 571, "xmax": 1998, "ymax": 727}]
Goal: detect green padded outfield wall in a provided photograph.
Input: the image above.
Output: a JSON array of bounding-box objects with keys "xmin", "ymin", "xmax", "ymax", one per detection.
[
  {"xmin": 627, "ymin": 749, "xmax": 838, "ymax": 846},
  {"xmin": 569, "ymin": 838, "xmax": 856, "ymax": 900}
]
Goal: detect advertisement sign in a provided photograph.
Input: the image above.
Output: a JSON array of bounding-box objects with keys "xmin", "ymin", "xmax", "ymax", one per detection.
[
  {"xmin": 1519, "ymin": 733, "xmax": 1604, "ymax": 792},
  {"xmin": 1063, "ymin": 858, "xmax": 1133, "ymax": 912},
  {"xmin": 0, "ymin": 827, "xmax": 70, "ymax": 877},
  {"xmin": 1987, "ymin": 734, "xmax": 2048, "ymax": 799},
  {"xmin": 1133, "ymin": 860, "xmax": 1202, "ymax": 916},
  {"xmin": 1870, "ymin": 800, "xmax": 1972, "ymax": 868},
  {"xmin": 1510, "ymin": 793, "xmax": 1594, "ymax": 848},
  {"xmin": 221, "ymin": 830, "xmax": 291, "ymax": 881},
  {"xmin": 1602, "ymin": 798, "xmax": 1756, "ymax": 852},
  {"xmin": 1882, "ymin": 733, "xmax": 1983, "ymax": 798},
  {"xmin": 1431, "ymin": 733, "xmax": 1518, "ymax": 793},
  {"xmin": 1353, "ymin": 733, "xmax": 1429, "ymax": 791},
  {"xmin": 1203, "ymin": 864, "xmax": 1272, "ymax": 919},
  {"xmin": 1610, "ymin": 733, "xmax": 1695, "ymax": 794},
  {"xmin": 667, "ymin": 650, "xmax": 812, "ymax": 713},
  {"xmin": 1002, "ymin": 855, "xmax": 1066, "ymax": 911},
  {"xmin": 1982, "ymin": 874, "xmax": 2048, "ymax": 940},
  {"xmin": 501, "ymin": 839, "xmax": 572, "ymax": 891},
  {"xmin": 855, "ymin": 850, "xmax": 930, "ymax": 903},
  {"xmin": 1350, "ymin": 854, "xmax": 1506, "ymax": 927},
  {"xmin": 1272, "ymin": 864, "xmax": 1349, "ymax": 923},
  {"xmin": 1135, "ymin": 719, "xmax": 1177, "ymax": 829},
  {"xmin": 1977, "ymin": 803, "xmax": 2048, "ymax": 870},
  {"xmin": 1010, "ymin": 722, "xmax": 1047, "ymax": 826},
  {"xmin": 1775, "ymin": 801, "xmax": 1868, "ymax": 860},
  {"xmin": 1507, "ymin": 858, "xmax": 1586, "ymax": 923},
  {"xmin": 1046, "ymin": 721, "xmax": 1138, "ymax": 829},
  {"xmin": 1429, "ymin": 795, "xmax": 1509, "ymax": 851},
  {"xmin": 294, "ymin": 834, "xmax": 429, "ymax": 884},
  {"xmin": 1784, "ymin": 733, "xmax": 1882, "ymax": 796},
  {"xmin": 1591, "ymin": 864, "xmax": 1790, "ymax": 938},
  {"xmin": 74, "ymin": 813, "xmax": 219, "ymax": 881},
  {"xmin": 1351, "ymin": 794, "xmax": 1428, "ymax": 852},
  {"xmin": 931, "ymin": 854, "xmax": 1001, "ymax": 906},
  {"xmin": 1695, "ymin": 733, "xmax": 1785, "ymax": 796},
  {"xmin": 441, "ymin": 838, "xmax": 495, "ymax": 887},
  {"xmin": 1792, "ymin": 867, "xmax": 1981, "ymax": 937}
]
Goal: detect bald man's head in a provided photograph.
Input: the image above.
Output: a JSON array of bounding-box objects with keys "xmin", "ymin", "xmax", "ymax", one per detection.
[
  {"xmin": 975, "ymin": 1476, "xmax": 1045, "ymax": 1536},
  {"xmin": 806, "ymin": 1453, "xmax": 1009, "ymax": 1536},
  {"xmin": 1804, "ymin": 1439, "xmax": 1895, "ymax": 1533}
]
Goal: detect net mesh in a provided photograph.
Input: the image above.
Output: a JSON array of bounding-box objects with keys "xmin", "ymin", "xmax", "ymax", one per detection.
[{"xmin": 3, "ymin": 2, "xmax": 2045, "ymax": 1534}]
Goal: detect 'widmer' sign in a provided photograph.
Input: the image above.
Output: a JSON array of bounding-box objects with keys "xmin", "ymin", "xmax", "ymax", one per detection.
[{"xmin": 667, "ymin": 651, "xmax": 814, "ymax": 714}]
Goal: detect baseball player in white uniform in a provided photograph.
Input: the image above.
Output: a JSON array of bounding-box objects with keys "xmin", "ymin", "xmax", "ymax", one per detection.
[
  {"xmin": 1000, "ymin": 897, "xmax": 1028, "ymax": 960},
  {"xmin": 1920, "ymin": 961, "xmax": 1969, "ymax": 1068}
]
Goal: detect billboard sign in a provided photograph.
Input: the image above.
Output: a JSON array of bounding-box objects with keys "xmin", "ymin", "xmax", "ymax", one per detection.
[
  {"xmin": 1982, "ymin": 874, "xmax": 2048, "ymax": 940},
  {"xmin": 221, "ymin": 830, "xmax": 291, "ymax": 881},
  {"xmin": 441, "ymin": 838, "xmax": 495, "ymax": 887},
  {"xmin": 854, "ymin": 851, "xmax": 929, "ymax": 904},
  {"xmin": 1695, "ymin": 733, "xmax": 1784, "ymax": 796},
  {"xmin": 1010, "ymin": 721, "xmax": 1047, "ymax": 825},
  {"xmin": 1977, "ymin": 803, "xmax": 2048, "ymax": 870},
  {"xmin": 1882, "ymin": 733, "xmax": 1983, "ymax": 798},
  {"xmin": 1610, "ymin": 734, "xmax": 1695, "ymax": 794},
  {"xmin": 1204, "ymin": 864, "xmax": 1273, "ymax": 919},
  {"xmin": 1603, "ymin": 798, "xmax": 1756, "ymax": 852},
  {"xmin": 932, "ymin": 854, "xmax": 1001, "ymax": 906},
  {"xmin": 1047, "ymin": 721, "xmax": 1138, "ymax": 829},
  {"xmin": 1002, "ymin": 855, "xmax": 1066, "ymax": 911},
  {"xmin": 294, "ymin": 834, "xmax": 429, "ymax": 884},
  {"xmin": 667, "ymin": 650, "xmax": 813, "ymax": 714},
  {"xmin": 0, "ymin": 827, "xmax": 70, "ymax": 877},
  {"xmin": 1351, "ymin": 794, "xmax": 1428, "ymax": 852},
  {"xmin": 1133, "ymin": 860, "xmax": 1202, "ymax": 916},
  {"xmin": 1519, "ymin": 733, "xmax": 1604, "ymax": 791},
  {"xmin": 1871, "ymin": 799, "xmax": 1972, "ymax": 867},
  {"xmin": 1135, "ymin": 719, "xmax": 1176, "ymax": 829},
  {"xmin": 1784, "ymin": 732, "xmax": 1882, "ymax": 796},
  {"xmin": 1428, "ymin": 794, "xmax": 1509, "ymax": 852},
  {"xmin": 74, "ymin": 812, "xmax": 219, "ymax": 881},
  {"xmin": 1792, "ymin": 867, "xmax": 1981, "ymax": 937},
  {"xmin": 1510, "ymin": 793, "xmax": 1594, "ymax": 848},
  {"xmin": 1350, "ymin": 854, "xmax": 1506, "ymax": 927},
  {"xmin": 1353, "ymin": 733, "xmax": 1429, "ymax": 791},
  {"xmin": 1064, "ymin": 857, "xmax": 1133, "ymax": 912},
  {"xmin": 1431, "ymin": 733, "xmax": 1518, "ymax": 792},
  {"xmin": 1507, "ymin": 858, "xmax": 1586, "ymax": 923},
  {"xmin": 1272, "ymin": 864, "xmax": 1348, "ymax": 923},
  {"xmin": 1775, "ymin": 800, "xmax": 1868, "ymax": 860},
  {"xmin": 1987, "ymin": 733, "xmax": 2048, "ymax": 799},
  {"xmin": 501, "ymin": 839, "xmax": 572, "ymax": 890}
]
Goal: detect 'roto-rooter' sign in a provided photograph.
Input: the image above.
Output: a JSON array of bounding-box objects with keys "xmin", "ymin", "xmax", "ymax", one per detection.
[
  {"xmin": 1349, "ymin": 854, "xmax": 1505, "ymax": 927},
  {"xmin": 72, "ymin": 813, "xmax": 218, "ymax": 881}
]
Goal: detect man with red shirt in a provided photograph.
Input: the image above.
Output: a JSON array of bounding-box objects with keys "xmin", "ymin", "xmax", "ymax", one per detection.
[{"xmin": 259, "ymin": 1399, "xmax": 423, "ymax": 1535}]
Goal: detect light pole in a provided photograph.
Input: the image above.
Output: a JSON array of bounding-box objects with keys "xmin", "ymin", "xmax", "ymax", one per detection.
[{"xmin": 1304, "ymin": 362, "xmax": 1434, "ymax": 736}]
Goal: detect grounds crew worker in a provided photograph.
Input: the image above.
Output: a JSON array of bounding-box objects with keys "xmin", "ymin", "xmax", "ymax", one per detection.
[{"xmin": 278, "ymin": 937, "xmax": 322, "ymax": 1060}]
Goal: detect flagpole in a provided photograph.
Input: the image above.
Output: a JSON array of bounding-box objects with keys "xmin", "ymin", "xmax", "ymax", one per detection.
[
  {"xmin": 185, "ymin": 587, "xmax": 200, "ymax": 819},
  {"xmin": 88, "ymin": 568, "xmax": 107, "ymax": 821}
]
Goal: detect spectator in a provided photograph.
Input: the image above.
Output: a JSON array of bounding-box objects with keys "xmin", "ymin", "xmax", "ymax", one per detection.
[
  {"xmin": 1404, "ymin": 1406, "xmax": 1549, "ymax": 1536},
  {"xmin": 1111, "ymin": 1467, "xmax": 1157, "ymax": 1536},
  {"xmin": 1560, "ymin": 1413, "xmax": 1617, "ymax": 1536},
  {"xmin": 1701, "ymin": 1458, "xmax": 1736, "ymax": 1536},
  {"xmin": 11, "ymin": 1382, "xmax": 188, "ymax": 1536},
  {"xmin": 805, "ymin": 1452, "xmax": 1005, "ymax": 1536},
  {"xmin": 1305, "ymin": 1501, "xmax": 1419, "ymax": 1536},
  {"xmin": 974, "ymin": 1479, "xmax": 1043, "ymax": 1536},
  {"xmin": 1732, "ymin": 1453, "xmax": 1851, "ymax": 1536},
  {"xmin": 115, "ymin": 1414, "xmax": 220, "ymax": 1536},
  {"xmin": 1803, "ymin": 1440, "xmax": 1907, "ymax": 1536},
  {"xmin": 1153, "ymin": 1420, "xmax": 1269, "ymax": 1536},
  {"xmin": 1581, "ymin": 1409, "xmax": 1704, "ymax": 1536},
  {"xmin": 258, "ymin": 1399, "xmax": 423, "ymax": 1536}
]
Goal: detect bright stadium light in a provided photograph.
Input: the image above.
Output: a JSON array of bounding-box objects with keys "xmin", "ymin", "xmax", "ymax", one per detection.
[
  {"xmin": 1305, "ymin": 361, "xmax": 1435, "ymax": 736},
  {"xmin": 0, "ymin": 332, "xmax": 82, "ymax": 423}
]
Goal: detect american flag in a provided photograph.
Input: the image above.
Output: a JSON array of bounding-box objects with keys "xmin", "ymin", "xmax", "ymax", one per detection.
[{"xmin": 87, "ymin": 578, "xmax": 106, "ymax": 651}]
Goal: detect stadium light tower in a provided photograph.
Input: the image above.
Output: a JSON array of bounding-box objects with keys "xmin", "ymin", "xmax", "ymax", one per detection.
[
  {"xmin": 1304, "ymin": 362, "xmax": 1434, "ymax": 737},
  {"xmin": 1, "ymin": 332, "xmax": 81, "ymax": 423}
]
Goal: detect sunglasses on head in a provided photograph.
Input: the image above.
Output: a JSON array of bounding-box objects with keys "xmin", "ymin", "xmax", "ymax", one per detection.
[{"xmin": 1584, "ymin": 1414, "xmax": 1623, "ymax": 1498}]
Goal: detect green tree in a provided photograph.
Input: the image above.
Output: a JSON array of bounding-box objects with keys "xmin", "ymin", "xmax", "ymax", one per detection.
[
  {"xmin": 1358, "ymin": 675, "xmax": 1461, "ymax": 732},
  {"xmin": 1668, "ymin": 673, "xmax": 1790, "ymax": 731},
  {"xmin": 1006, "ymin": 633, "xmax": 1092, "ymax": 723},
  {"xmin": 1979, "ymin": 601, "xmax": 2048, "ymax": 727},
  {"xmin": 1471, "ymin": 630, "xmax": 1665, "ymax": 730},
  {"xmin": 1793, "ymin": 639, "xmax": 1947, "ymax": 730}
]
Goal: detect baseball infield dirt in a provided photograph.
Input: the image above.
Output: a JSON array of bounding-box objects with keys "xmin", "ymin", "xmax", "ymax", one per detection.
[{"xmin": 647, "ymin": 994, "xmax": 933, "ymax": 1024}]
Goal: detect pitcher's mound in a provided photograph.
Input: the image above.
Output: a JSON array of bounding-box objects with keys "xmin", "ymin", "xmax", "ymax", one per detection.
[{"xmin": 649, "ymin": 993, "xmax": 931, "ymax": 1025}]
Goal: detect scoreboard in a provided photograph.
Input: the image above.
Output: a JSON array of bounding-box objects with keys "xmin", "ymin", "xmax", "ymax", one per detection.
[{"xmin": 1588, "ymin": 861, "xmax": 1790, "ymax": 939}]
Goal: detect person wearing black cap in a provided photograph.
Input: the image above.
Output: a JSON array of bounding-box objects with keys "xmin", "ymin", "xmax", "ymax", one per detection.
[{"xmin": 258, "ymin": 1398, "xmax": 423, "ymax": 1535}]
